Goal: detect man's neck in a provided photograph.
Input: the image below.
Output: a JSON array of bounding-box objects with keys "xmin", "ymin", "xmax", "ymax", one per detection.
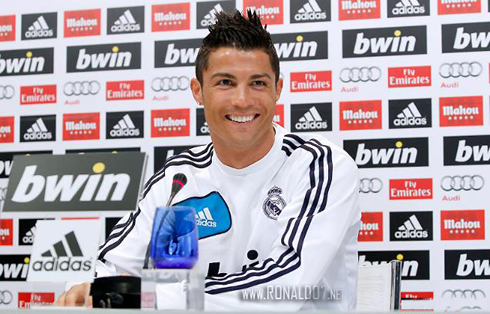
[{"xmin": 212, "ymin": 129, "xmax": 275, "ymax": 169}]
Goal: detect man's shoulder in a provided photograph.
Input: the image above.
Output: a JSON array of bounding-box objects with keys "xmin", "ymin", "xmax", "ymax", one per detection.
[
  {"xmin": 280, "ymin": 131, "xmax": 355, "ymax": 168},
  {"xmin": 162, "ymin": 143, "xmax": 214, "ymax": 169}
]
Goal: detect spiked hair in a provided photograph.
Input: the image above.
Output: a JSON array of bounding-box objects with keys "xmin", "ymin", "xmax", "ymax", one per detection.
[{"xmin": 195, "ymin": 10, "xmax": 280, "ymax": 85}]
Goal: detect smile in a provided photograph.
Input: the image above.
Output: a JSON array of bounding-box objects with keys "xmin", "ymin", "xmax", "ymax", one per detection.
[{"xmin": 226, "ymin": 114, "xmax": 258, "ymax": 123}]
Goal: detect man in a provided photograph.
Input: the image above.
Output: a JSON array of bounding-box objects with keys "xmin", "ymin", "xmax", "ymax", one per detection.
[{"xmin": 58, "ymin": 10, "xmax": 360, "ymax": 310}]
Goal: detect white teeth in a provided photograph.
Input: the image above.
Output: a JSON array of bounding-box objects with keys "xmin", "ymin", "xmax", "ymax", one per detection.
[{"xmin": 228, "ymin": 115, "xmax": 254, "ymax": 123}]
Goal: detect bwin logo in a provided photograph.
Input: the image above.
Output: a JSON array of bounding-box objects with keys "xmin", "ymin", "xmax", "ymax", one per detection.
[
  {"xmin": 354, "ymin": 30, "xmax": 416, "ymax": 55},
  {"xmin": 164, "ymin": 44, "xmax": 199, "ymax": 65},
  {"xmin": 196, "ymin": 207, "xmax": 216, "ymax": 228},
  {"xmin": 0, "ymin": 259, "xmax": 29, "ymax": 280},
  {"xmin": 456, "ymin": 254, "xmax": 490, "ymax": 277},
  {"xmin": 0, "ymin": 52, "xmax": 45, "ymax": 75},
  {"xmin": 76, "ymin": 46, "xmax": 132, "ymax": 70},
  {"xmin": 11, "ymin": 164, "xmax": 130, "ymax": 203},
  {"xmin": 274, "ymin": 36, "xmax": 318, "ymax": 59},
  {"xmin": 24, "ymin": 118, "xmax": 52, "ymax": 141},
  {"xmin": 455, "ymin": 140, "xmax": 490, "ymax": 163},
  {"xmin": 358, "ymin": 254, "xmax": 419, "ymax": 277},
  {"xmin": 355, "ymin": 141, "xmax": 418, "ymax": 166},
  {"xmin": 453, "ymin": 28, "xmax": 490, "ymax": 50},
  {"xmin": 32, "ymin": 231, "xmax": 92, "ymax": 272}
]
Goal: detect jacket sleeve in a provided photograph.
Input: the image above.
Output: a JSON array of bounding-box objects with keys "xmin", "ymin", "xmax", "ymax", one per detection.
[{"xmin": 203, "ymin": 140, "xmax": 361, "ymax": 311}]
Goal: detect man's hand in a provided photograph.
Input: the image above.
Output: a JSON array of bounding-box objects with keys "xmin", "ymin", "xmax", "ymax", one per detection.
[{"xmin": 56, "ymin": 283, "xmax": 92, "ymax": 307}]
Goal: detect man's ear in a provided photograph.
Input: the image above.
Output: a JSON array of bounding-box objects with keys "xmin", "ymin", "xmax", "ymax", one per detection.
[
  {"xmin": 190, "ymin": 78, "xmax": 203, "ymax": 106},
  {"xmin": 275, "ymin": 77, "xmax": 283, "ymax": 102}
]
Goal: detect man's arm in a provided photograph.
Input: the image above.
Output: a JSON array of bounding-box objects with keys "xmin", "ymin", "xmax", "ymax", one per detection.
[{"xmin": 204, "ymin": 139, "xmax": 361, "ymax": 311}]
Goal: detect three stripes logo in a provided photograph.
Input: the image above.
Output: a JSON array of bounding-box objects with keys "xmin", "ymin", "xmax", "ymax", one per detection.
[
  {"xmin": 390, "ymin": 212, "xmax": 432, "ymax": 241},
  {"xmin": 196, "ymin": 207, "xmax": 217, "ymax": 228},
  {"xmin": 106, "ymin": 111, "xmax": 143, "ymax": 139},
  {"xmin": 107, "ymin": 7, "xmax": 144, "ymax": 34},
  {"xmin": 291, "ymin": 0, "xmax": 329, "ymax": 22},
  {"xmin": 197, "ymin": 1, "xmax": 235, "ymax": 29},
  {"xmin": 389, "ymin": 99, "xmax": 431, "ymax": 129},
  {"xmin": 291, "ymin": 103, "xmax": 331, "ymax": 132},
  {"xmin": 20, "ymin": 115, "xmax": 56, "ymax": 142},
  {"xmin": 31, "ymin": 231, "xmax": 92, "ymax": 271},
  {"xmin": 388, "ymin": 0, "xmax": 429, "ymax": 17},
  {"xmin": 22, "ymin": 13, "xmax": 57, "ymax": 40}
]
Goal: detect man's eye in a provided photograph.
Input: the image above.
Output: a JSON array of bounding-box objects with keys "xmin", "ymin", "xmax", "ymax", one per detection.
[
  {"xmin": 252, "ymin": 80, "xmax": 266, "ymax": 86},
  {"xmin": 218, "ymin": 79, "xmax": 232, "ymax": 86}
]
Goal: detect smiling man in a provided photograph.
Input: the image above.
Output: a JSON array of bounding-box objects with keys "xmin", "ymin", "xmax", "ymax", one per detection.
[{"xmin": 58, "ymin": 10, "xmax": 360, "ymax": 311}]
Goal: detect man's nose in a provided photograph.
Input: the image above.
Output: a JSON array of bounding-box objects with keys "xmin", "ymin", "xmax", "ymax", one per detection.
[{"xmin": 231, "ymin": 85, "xmax": 250, "ymax": 108}]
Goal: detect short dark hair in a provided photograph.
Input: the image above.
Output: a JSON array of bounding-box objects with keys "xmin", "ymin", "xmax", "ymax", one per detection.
[{"xmin": 195, "ymin": 10, "xmax": 280, "ymax": 85}]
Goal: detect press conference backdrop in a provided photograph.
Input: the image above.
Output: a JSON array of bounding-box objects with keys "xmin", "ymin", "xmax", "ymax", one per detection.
[{"xmin": 0, "ymin": 0, "xmax": 489, "ymax": 310}]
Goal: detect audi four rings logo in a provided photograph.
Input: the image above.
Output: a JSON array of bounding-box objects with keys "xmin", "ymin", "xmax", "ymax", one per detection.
[
  {"xmin": 340, "ymin": 67, "xmax": 381, "ymax": 83},
  {"xmin": 359, "ymin": 178, "xmax": 383, "ymax": 193},
  {"xmin": 0, "ymin": 290, "xmax": 13, "ymax": 305},
  {"xmin": 441, "ymin": 175, "xmax": 484, "ymax": 191},
  {"xmin": 0, "ymin": 85, "xmax": 14, "ymax": 99},
  {"xmin": 151, "ymin": 76, "xmax": 190, "ymax": 92},
  {"xmin": 442, "ymin": 289, "xmax": 486, "ymax": 299},
  {"xmin": 63, "ymin": 81, "xmax": 101, "ymax": 96},
  {"xmin": 439, "ymin": 62, "xmax": 483, "ymax": 78}
]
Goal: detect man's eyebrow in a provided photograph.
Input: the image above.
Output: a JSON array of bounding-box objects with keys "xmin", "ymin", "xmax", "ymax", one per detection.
[
  {"xmin": 250, "ymin": 73, "xmax": 273, "ymax": 80},
  {"xmin": 211, "ymin": 73, "xmax": 236, "ymax": 79}
]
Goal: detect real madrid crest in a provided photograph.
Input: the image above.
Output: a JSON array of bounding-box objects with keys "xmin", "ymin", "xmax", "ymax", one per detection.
[{"xmin": 262, "ymin": 186, "xmax": 286, "ymax": 220}]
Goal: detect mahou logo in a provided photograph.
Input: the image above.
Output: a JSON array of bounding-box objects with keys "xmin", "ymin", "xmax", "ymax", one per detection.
[
  {"xmin": 0, "ymin": 219, "xmax": 13, "ymax": 246},
  {"xmin": 64, "ymin": 9, "xmax": 101, "ymax": 37},
  {"xmin": 106, "ymin": 80, "xmax": 144, "ymax": 101},
  {"xmin": 441, "ymin": 210, "xmax": 485, "ymax": 240},
  {"xmin": 0, "ymin": 116, "xmax": 14, "ymax": 143},
  {"xmin": 358, "ymin": 212, "xmax": 383, "ymax": 242},
  {"xmin": 152, "ymin": 3, "xmax": 190, "ymax": 32},
  {"xmin": 442, "ymin": 22, "xmax": 490, "ymax": 53},
  {"xmin": 389, "ymin": 178, "xmax": 432, "ymax": 200},
  {"xmin": 18, "ymin": 292, "xmax": 55, "ymax": 309},
  {"xmin": 244, "ymin": 0, "xmax": 284, "ymax": 25},
  {"xmin": 0, "ymin": 15, "xmax": 15, "ymax": 42},
  {"xmin": 274, "ymin": 104, "xmax": 285, "ymax": 127},
  {"xmin": 438, "ymin": 0, "xmax": 481, "ymax": 15},
  {"xmin": 388, "ymin": 66, "xmax": 431, "ymax": 88},
  {"xmin": 439, "ymin": 96, "xmax": 483, "ymax": 127},
  {"xmin": 21, "ymin": 85, "xmax": 56, "ymax": 105},
  {"xmin": 63, "ymin": 113, "xmax": 100, "ymax": 141},
  {"xmin": 67, "ymin": 43, "xmax": 141, "ymax": 73},
  {"xmin": 290, "ymin": 71, "xmax": 332, "ymax": 92},
  {"xmin": 344, "ymin": 137, "xmax": 429, "ymax": 168},
  {"xmin": 0, "ymin": 48, "xmax": 54, "ymax": 77},
  {"xmin": 343, "ymin": 26, "xmax": 427, "ymax": 58},
  {"xmin": 339, "ymin": 100, "xmax": 382, "ymax": 130},
  {"xmin": 151, "ymin": 109, "xmax": 190, "ymax": 137},
  {"xmin": 339, "ymin": 0, "xmax": 380, "ymax": 20}
]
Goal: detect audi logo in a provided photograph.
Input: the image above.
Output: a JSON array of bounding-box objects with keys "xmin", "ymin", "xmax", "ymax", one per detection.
[
  {"xmin": 359, "ymin": 178, "xmax": 382, "ymax": 193},
  {"xmin": 439, "ymin": 62, "xmax": 482, "ymax": 78},
  {"xmin": 0, "ymin": 290, "xmax": 13, "ymax": 305},
  {"xmin": 151, "ymin": 76, "xmax": 190, "ymax": 92},
  {"xmin": 340, "ymin": 67, "xmax": 381, "ymax": 83},
  {"xmin": 63, "ymin": 81, "xmax": 100, "ymax": 96},
  {"xmin": 442, "ymin": 289, "xmax": 486, "ymax": 299},
  {"xmin": 0, "ymin": 85, "xmax": 14, "ymax": 100},
  {"xmin": 441, "ymin": 175, "xmax": 484, "ymax": 192}
]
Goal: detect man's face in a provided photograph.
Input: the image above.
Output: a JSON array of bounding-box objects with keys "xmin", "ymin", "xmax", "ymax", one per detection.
[{"xmin": 191, "ymin": 47, "xmax": 283, "ymax": 151}]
